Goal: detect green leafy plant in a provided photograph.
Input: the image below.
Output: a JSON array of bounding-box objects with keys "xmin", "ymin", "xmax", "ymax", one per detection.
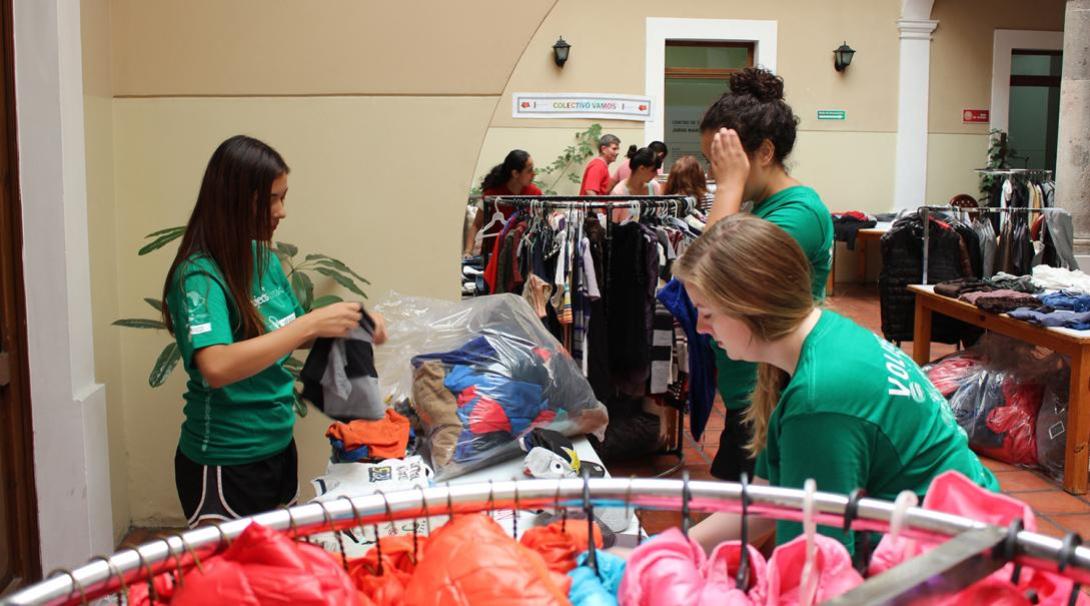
[
  {"xmin": 113, "ymin": 228, "xmax": 370, "ymax": 416},
  {"xmin": 980, "ymin": 129, "xmax": 1017, "ymax": 198}
]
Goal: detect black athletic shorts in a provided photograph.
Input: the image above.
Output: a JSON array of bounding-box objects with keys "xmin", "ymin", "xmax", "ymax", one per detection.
[
  {"xmin": 175, "ymin": 440, "xmax": 298, "ymax": 527},
  {"xmin": 710, "ymin": 406, "xmax": 757, "ymax": 481}
]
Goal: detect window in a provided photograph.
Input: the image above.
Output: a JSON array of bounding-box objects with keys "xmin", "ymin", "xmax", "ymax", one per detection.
[
  {"xmin": 663, "ymin": 42, "xmax": 753, "ymax": 166},
  {"xmin": 1008, "ymin": 49, "xmax": 1062, "ymax": 172}
]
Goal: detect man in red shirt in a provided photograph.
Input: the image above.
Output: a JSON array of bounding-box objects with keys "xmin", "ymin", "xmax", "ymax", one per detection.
[{"xmin": 579, "ymin": 134, "xmax": 621, "ymax": 195}]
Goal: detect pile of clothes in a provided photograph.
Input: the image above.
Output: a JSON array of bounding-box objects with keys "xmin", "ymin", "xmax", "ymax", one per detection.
[
  {"xmin": 934, "ymin": 273, "xmax": 1090, "ymax": 331},
  {"xmin": 408, "ymin": 330, "xmax": 607, "ymax": 480},
  {"xmin": 831, "ymin": 211, "xmax": 877, "ymax": 250},
  {"xmin": 325, "ymin": 409, "xmax": 411, "ymax": 463}
]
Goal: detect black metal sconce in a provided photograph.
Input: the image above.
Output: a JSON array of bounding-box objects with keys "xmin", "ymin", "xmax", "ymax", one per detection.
[
  {"xmin": 833, "ymin": 41, "xmax": 855, "ymax": 72},
  {"xmin": 553, "ymin": 37, "xmax": 571, "ymax": 68}
]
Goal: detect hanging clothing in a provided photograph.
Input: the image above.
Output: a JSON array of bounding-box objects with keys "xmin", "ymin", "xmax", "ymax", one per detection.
[
  {"xmin": 169, "ymin": 523, "xmax": 358, "ymax": 606},
  {"xmin": 972, "ymin": 215, "xmax": 998, "ymax": 278},
  {"xmin": 869, "ymin": 471, "xmax": 1087, "ymax": 605},
  {"xmin": 658, "ymin": 279, "xmax": 716, "ymax": 441}
]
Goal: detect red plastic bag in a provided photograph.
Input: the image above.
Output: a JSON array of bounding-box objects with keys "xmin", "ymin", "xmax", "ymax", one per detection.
[{"xmin": 171, "ymin": 523, "xmax": 358, "ymax": 606}]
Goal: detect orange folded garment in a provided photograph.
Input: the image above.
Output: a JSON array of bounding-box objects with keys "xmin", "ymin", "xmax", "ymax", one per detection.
[{"xmin": 326, "ymin": 408, "xmax": 411, "ymax": 460}]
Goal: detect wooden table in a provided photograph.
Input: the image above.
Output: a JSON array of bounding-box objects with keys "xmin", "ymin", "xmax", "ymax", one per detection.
[
  {"xmin": 828, "ymin": 224, "xmax": 888, "ymax": 297},
  {"xmin": 909, "ymin": 284, "xmax": 1090, "ymax": 494}
]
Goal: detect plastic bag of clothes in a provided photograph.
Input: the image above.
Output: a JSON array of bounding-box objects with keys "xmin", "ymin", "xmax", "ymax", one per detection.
[
  {"xmin": 1037, "ymin": 364, "xmax": 1071, "ymax": 480},
  {"xmin": 939, "ymin": 334, "xmax": 1066, "ymax": 468},
  {"xmin": 374, "ymin": 292, "xmax": 608, "ymax": 480}
]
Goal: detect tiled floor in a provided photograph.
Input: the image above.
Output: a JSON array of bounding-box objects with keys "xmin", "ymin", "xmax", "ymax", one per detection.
[{"xmin": 120, "ymin": 283, "xmax": 1090, "ymax": 547}]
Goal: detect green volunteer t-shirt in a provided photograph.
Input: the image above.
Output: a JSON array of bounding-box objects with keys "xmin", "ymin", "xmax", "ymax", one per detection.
[
  {"xmin": 715, "ymin": 185, "xmax": 834, "ymax": 410},
  {"xmin": 167, "ymin": 245, "xmax": 306, "ymax": 466},
  {"xmin": 755, "ymin": 310, "xmax": 999, "ymax": 553}
]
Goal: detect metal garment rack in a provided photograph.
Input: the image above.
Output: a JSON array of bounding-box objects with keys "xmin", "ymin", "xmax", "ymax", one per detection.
[
  {"xmin": 483, "ymin": 195, "xmax": 698, "ymax": 477},
  {"xmin": 917, "ymin": 205, "xmax": 1070, "ymax": 284},
  {"xmin": 7, "ymin": 478, "xmax": 1090, "ymax": 605}
]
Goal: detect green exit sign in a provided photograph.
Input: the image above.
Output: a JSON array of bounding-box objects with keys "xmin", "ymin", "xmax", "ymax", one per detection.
[{"xmin": 817, "ymin": 110, "xmax": 846, "ymax": 120}]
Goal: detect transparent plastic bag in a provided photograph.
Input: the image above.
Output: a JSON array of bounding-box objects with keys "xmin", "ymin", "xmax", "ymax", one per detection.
[
  {"xmin": 1036, "ymin": 365, "xmax": 1071, "ymax": 480},
  {"xmin": 939, "ymin": 334, "xmax": 1064, "ymax": 468},
  {"xmin": 374, "ymin": 292, "xmax": 608, "ymax": 480}
]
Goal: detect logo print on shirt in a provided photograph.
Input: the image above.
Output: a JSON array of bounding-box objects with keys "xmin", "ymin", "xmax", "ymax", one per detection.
[{"xmin": 875, "ymin": 335, "xmax": 926, "ymax": 402}]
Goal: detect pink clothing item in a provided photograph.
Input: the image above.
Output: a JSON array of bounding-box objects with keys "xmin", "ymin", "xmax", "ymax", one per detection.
[
  {"xmin": 764, "ymin": 534, "xmax": 863, "ymax": 605},
  {"xmin": 869, "ymin": 471, "xmax": 1085, "ymax": 605},
  {"xmin": 618, "ymin": 528, "xmax": 767, "ymax": 606}
]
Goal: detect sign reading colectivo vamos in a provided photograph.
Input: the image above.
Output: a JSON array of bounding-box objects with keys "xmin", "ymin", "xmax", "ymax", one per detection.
[{"xmin": 512, "ymin": 93, "xmax": 653, "ymax": 121}]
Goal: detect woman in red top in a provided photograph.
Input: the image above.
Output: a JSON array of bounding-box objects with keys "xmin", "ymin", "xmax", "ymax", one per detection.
[{"xmin": 464, "ymin": 149, "xmax": 542, "ymax": 256}]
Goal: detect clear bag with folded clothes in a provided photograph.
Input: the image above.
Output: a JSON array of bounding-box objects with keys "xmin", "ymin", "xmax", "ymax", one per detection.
[
  {"xmin": 939, "ymin": 334, "xmax": 1066, "ymax": 469},
  {"xmin": 374, "ymin": 291, "xmax": 608, "ymax": 481},
  {"xmin": 1036, "ymin": 363, "xmax": 1071, "ymax": 481}
]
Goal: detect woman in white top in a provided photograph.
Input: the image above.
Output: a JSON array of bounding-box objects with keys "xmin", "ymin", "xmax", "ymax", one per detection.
[{"xmin": 611, "ymin": 146, "xmax": 661, "ymax": 222}]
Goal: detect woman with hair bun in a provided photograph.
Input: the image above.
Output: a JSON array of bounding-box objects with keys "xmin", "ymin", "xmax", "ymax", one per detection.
[{"xmin": 697, "ymin": 67, "xmax": 837, "ymax": 486}]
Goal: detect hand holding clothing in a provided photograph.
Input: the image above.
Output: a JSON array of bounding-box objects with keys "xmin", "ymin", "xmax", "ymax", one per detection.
[{"xmin": 303, "ymin": 301, "xmax": 363, "ymax": 338}]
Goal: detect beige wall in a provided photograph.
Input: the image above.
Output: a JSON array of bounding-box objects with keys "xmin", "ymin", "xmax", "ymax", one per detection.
[
  {"xmin": 929, "ymin": 0, "xmax": 1066, "ymax": 134},
  {"xmin": 81, "ymin": 0, "xmax": 130, "ymax": 542}
]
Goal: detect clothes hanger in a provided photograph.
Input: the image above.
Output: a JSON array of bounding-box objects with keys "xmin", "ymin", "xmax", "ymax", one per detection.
[
  {"xmin": 167, "ymin": 529, "xmax": 206, "ymax": 578},
  {"xmin": 512, "ymin": 482, "xmax": 521, "ymax": 541},
  {"xmin": 888, "ymin": 490, "xmax": 919, "ymax": 548},
  {"xmin": 338, "ymin": 495, "xmax": 371, "ymax": 572},
  {"xmin": 1058, "ymin": 531, "xmax": 1083, "ymax": 606},
  {"xmin": 317, "ymin": 500, "xmax": 349, "ymax": 572},
  {"xmin": 737, "ymin": 472, "xmax": 752, "ymax": 590},
  {"xmin": 480, "ymin": 199, "xmax": 507, "ymax": 237},
  {"xmin": 414, "ymin": 486, "xmax": 432, "ymax": 564},
  {"xmin": 89, "ymin": 555, "xmax": 128, "ymax": 604},
  {"xmin": 47, "ymin": 568, "xmax": 88, "ymax": 606},
  {"xmin": 799, "ymin": 478, "xmax": 820, "ymax": 606},
  {"xmin": 154, "ymin": 534, "xmax": 185, "ymax": 589},
  {"xmin": 132, "ymin": 546, "xmax": 159, "ymax": 604},
  {"xmin": 582, "ymin": 467, "xmax": 599, "ymax": 576},
  {"xmin": 624, "ymin": 476, "xmax": 643, "ymax": 546},
  {"xmin": 680, "ymin": 469, "xmax": 693, "ymax": 537},
  {"xmin": 842, "ymin": 488, "xmax": 871, "ymax": 575},
  {"xmin": 554, "ymin": 481, "xmax": 568, "ymax": 534},
  {"xmin": 1003, "ymin": 518, "xmax": 1025, "ymax": 585}
]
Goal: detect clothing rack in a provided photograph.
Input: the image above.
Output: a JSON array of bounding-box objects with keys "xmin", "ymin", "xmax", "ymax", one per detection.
[
  {"xmin": 973, "ymin": 167, "xmax": 1054, "ymax": 176},
  {"xmin": 9, "ymin": 477, "xmax": 1090, "ymax": 605},
  {"xmin": 481, "ymin": 195, "xmax": 698, "ymax": 477},
  {"xmin": 917, "ymin": 205, "xmax": 1071, "ymax": 284}
]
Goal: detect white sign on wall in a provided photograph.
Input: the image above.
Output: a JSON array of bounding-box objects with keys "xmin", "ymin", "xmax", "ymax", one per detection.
[{"xmin": 512, "ymin": 93, "xmax": 653, "ymax": 121}]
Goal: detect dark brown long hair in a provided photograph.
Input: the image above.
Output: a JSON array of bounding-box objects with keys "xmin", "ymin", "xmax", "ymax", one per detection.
[{"xmin": 162, "ymin": 135, "xmax": 289, "ymax": 339}]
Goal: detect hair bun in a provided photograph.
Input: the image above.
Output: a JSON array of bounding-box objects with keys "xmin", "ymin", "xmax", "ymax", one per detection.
[{"xmin": 729, "ymin": 68, "xmax": 784, "ymax": 103}]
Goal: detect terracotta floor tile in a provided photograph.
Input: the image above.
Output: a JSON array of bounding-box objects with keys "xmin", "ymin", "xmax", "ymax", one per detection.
[
  {"xmin": 1015, "ymin": 491, "xmax": 1090, "ymax": 515},
  {"xmin": 996, "ymin": 470, "xmax": 1059, "ymax": 493},
  {"xmin": 1048, "ymin": 514, "xmax": 1090, "ymax": 538},
  {"xmin": 981, "ymin": 457, "xmax": 1019, "ymax": 473},
  {"xmin": 1034, "ymin": 516, "xmax": 1069, "ymax": 539}
]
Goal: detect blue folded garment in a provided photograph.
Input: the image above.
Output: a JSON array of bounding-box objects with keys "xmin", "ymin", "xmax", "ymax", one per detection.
[
  {"xmin": 1039, "ymin": 291, "xmax": 1090, "ymax": 313},
  {"xmin": 1009, "ymin": 306, "xmax": 1090, "ymax": 331}
]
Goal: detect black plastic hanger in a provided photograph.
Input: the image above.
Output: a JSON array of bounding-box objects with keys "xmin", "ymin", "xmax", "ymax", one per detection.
[
  {"xmin": 582, "ymin": 467, "xmax": 599, "ymax": 576},
  {"xmin": 1058, "ymin": 531, "xmax": 1082, "ymax": 606},
  {"xmin": 736, "ymin": 472, "xmax": 752, "ymax": 590},
  {"xmin": 680, "ymin": 470, "xmax": 693, "ymax": 537},
  {"xmin": 842, "ymin": 488, "xmax": 871, "ymax": 575}
]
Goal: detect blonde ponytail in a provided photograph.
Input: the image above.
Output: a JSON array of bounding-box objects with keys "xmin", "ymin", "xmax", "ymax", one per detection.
[{"xmin": 672, "ymin": 214, "xmax": 815, "ymax": 454}]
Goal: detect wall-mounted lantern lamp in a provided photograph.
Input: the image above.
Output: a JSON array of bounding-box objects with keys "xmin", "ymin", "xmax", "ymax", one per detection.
[
  {"xmin": 833, "ymin": 41, "xmax": 856, "ymax": 72},
  {"xmin": 553, "ymin": 37, "xmax": 571, "ymax": 68}
]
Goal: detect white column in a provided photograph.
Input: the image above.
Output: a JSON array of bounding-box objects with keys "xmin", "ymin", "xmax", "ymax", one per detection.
[
  {"xmin": 13, "ymin": 0, "xmax": 112, "ymax": 570},
  {"xmin": 893, "ymin": 18, "xmax": 939, "ymax": 212},
  {"xmin": 1056, "ymin": 0, "xmax": 1090, "ymax": 256}
]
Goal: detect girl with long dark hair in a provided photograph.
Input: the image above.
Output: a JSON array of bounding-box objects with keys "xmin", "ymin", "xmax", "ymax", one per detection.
[{"xmin": 163, "ymin": 135, "xmax": 373, "ymax": 526}]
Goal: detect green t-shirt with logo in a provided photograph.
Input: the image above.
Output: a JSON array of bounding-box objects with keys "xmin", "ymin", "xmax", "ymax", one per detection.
[
  {"xmin": 755, "ymin": 310, "xmax": 998, "ymax": 552},
  {"xmin": 715, "ymin": 185, "xmax": 834, "ymax": 410},
  {"xmin": 167, "ymin": 245, "xmax": 305, "ymax": 466}
]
